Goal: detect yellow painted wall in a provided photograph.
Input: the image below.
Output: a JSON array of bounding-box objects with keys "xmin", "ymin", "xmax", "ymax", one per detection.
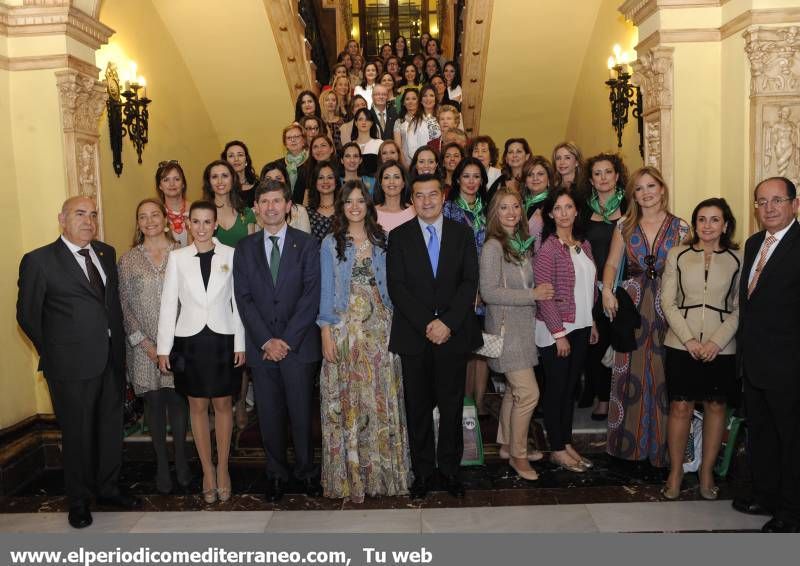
[
  {"xmin": 480, "ymin": 1, "xmax": 602, "ymax": 156},
  {"xmin": 565, "ymin": 0, "xmax": 642, "ymax": 172},
  {"xmin": 671, "ymin": 42, "xmax": 722, "ymax": 223},
  {"xmin": 97, "ymin": 0, "xmax": 221, "ymax": 252}
]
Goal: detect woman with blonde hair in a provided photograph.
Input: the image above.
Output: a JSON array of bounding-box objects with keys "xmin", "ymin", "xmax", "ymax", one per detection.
[
  {"xmin": 320, "ymin": 89, "xmax": 345, "ymax": 151},
  {"xmin": 119, "ymin": 198, "xmax": 188, "ymax": 494},
  {"xmin": 601, "ymin": 166, "xmax": 689, "ymax": 468},
  {"xmin": 552, "ymin": 141, "xmax": 584, "ymax": 190},
  {"xmin": 480, "ymin": 187, "xmax": 553, "ymax": 480}
]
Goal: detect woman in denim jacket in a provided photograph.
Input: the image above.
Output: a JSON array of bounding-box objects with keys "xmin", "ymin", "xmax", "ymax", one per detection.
[{"xmin": 317, "ymin": 180, "xmax": 412, "ymax": 502}]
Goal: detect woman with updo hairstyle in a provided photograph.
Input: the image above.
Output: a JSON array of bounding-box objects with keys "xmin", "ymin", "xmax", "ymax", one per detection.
[
  {"xmin": 602, "ymin": 166, "xmax": 689, "ymax": 468},
  {"xmin": 552, "ymin": 141, "xmax": 584, "ymax": 190},
  {"xmin": 385, "ymin": 56, "xmax": 402, "ymax": 85},
  {"xmin": 577, "ymin": 153, "xmax": 629, "ymax": 420},
  {"xmin": 318, "ymin": 180, "xmax": 411, "ymax": 502},
  {"xmin": 295, "ymin": 90, "xmax": 322, "ymax": 122},
  {"xmin": 395, "ymin": 63, "xmax": 422, "ymax": 108},
  {"xmin": 202, "ymin": 160, "xmax": 256, "ymax": 248},
  {"xmin": 373, "ymin": 159, "xmax": 415, "ymax": 232},
  {"xmin": 425, "ymin": 37, "xmax": 446, "ymax": 68},
  {"xmin": 119, "ymin": 198, "xmax": 187, "ymax": 494},
  {"xmin": 155, "ymin": 160, "xmax": 191, "ymax": 247},
  {"xmin": 157, "ymin": 200, "xmax": 245, "ymax": 504},
  {"xmin": 259, "ymin": 160, "xmax": 311, "ymax": 233},
  {"xmin": 378, "ymin": 71, "xmax": 397, "ymax": 98},
  {"xmin": 222, "ymin": 140, "xmax": 258, "ymax": 208},
  {"xmin": 480, "ymin": 187, "xmax": 554, "ymax": 481},
  {"xmin": 276, "ymin": 123, "xmax": 309, "ymax": 205}
]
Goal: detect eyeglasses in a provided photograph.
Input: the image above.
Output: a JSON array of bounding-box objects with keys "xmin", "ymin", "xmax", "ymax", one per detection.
[
  {"xmin": 305, "ymin": 125, "xmax": 320, "ymax": 132},
  {"xmin": 644, "ymin": 254, "xmax": 657, "ymax": 280},
  {"xmin": 158, "ymin": 160, "xmax": 179, "ymax": 168},
  {"xmin": 753, "ymin": 196, "xmax": 794, "ymax": 208},
  {"xmin": 285, "ymin": 135, "xmax": 304, "ymax": 142}
]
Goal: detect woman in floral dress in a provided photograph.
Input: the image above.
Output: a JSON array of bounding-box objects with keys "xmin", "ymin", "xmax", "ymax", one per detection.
[{"xmin": 318, "ymin": 180, "xmax": 411, "ymax": 502}]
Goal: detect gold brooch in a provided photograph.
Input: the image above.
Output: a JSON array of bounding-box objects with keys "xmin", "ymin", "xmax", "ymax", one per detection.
[{"xmin": 220, "ymin": 264, "xmax": 230, "ymax": 272}]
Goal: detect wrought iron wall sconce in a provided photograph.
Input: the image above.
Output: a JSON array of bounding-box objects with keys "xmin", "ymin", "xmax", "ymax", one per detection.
[
  {"xmin": 606, "ymin": 46, "xmax": 643, "ymax": 159},
  {"xmin": 104, "ymin": 62, "xmax": 151, "ymax": 176}
]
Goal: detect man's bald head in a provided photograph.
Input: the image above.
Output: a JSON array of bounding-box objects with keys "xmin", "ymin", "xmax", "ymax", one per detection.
[{"xmin": 59, "ymin": 196, "xmax": 98, "ymax": 247}]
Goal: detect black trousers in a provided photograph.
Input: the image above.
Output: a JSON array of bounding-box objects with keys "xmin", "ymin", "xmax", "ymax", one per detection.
[
  {"xmin": 584, "ymin": 307, "xmax": 612, "ymax": 403},
  {"xmin": 46, "ymin": 359, "xmax": 124, "ymax": 509},
  {"xmin": 251, "ymin": 358, "xmax": 318, "ymax": 482},
  {"xmin": 539, "ymin": 327, "xmax": 591, "ymax": 451},
  {"xmin": 400, "ymin": 344, "xmax": 468, "ymax": 478},
  {"xmin": 743, "ymin": 376, "xmax": 800, "ymax": 523}
]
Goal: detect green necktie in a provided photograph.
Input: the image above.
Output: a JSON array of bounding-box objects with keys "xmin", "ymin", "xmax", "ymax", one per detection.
[{"xmin": 269, "ymin": 235, "xmax": 280, "ymax": 284}]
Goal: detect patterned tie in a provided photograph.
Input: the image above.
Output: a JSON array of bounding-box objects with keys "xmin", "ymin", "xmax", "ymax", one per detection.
[
  {"xmin": 378, "ymin": 110, "xmax": 386, "ymax": 132},
  {"xmin": 426, "ymin": 225, "xmax": 439, "ymax": 277},
  {"xmin": 748, "ymin": 234, "xmax": 777, "ymax": 298},
  {"xmin": 269, "ymin": 235, "xmax": 280, "ymax": 284},
  {"xmin": 77, "ymin": 248, "xmax": 105, "ymax": 297}
]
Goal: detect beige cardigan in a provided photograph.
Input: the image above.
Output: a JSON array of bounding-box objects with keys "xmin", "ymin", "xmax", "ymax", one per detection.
[{"xmin": 661, "ymin": 244, "xmax": 741, "ymax": 354}]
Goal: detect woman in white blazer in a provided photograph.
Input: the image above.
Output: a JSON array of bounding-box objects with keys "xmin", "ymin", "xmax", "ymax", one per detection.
[{"xmin": 157, "ymin": 200, "xmax": 245, "ymax": 505}]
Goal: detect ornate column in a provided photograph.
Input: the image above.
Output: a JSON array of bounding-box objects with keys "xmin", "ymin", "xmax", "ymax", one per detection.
[
  {"xmin": 745, "ymin": 26, "xmax": 800, "ymax": 193},
  {"xmin": 55, "ymin": 69, "xmax": 108, "ymax": 236},
  {"xmin": 632, "ymin": 46, "xmax": 675, "ymax": 196}
]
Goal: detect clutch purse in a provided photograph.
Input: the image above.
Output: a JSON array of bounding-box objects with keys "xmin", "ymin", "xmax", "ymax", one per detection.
[{"xmin": 475, "ymin": 331, "xmax": 504, "ymax": 358}]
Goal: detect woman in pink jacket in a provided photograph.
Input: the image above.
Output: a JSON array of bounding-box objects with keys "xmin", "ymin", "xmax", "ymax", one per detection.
[{"xmin": 534, "ymin": 188, "xmax": 598, "ymax": 473}]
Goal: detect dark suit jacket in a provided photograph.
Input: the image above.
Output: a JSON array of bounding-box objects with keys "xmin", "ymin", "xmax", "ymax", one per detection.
[
  {"xmin": 371, "ymin": 105, "xmax": 398, "ymax": 141},
  {"xmin": 387, "ymin": 217, "xmax": 481, "ymax": 356},
  {"xmin": 233, "ymin": 226, "xmax": 321, "ymax": 367},
  {"xmin": 737, "ymin": 220, "xmax": 800, "ymax": 390},
  {"xmin": 17, "ymin": 238, "xmax": 125, "ymax": 382}
]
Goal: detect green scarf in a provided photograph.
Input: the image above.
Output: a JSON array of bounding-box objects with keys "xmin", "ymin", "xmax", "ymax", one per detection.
[
  {"xmin": 285, "ymin": 150, "xmax": 308, "ymax": 190},
  {"xmin": 509, "ymin": 232, "xmax": 534, "ymax": 255},
  {"xmin": 456, "ymin": 195, "xmax": 486, "ymax": 232},
  {"xmin": 523, "ymin": 189, "xmax": 549, "ymax": 214},
  {"xmin": 588, "ymin": 186, "xmax": 625, "ymax": 224}
]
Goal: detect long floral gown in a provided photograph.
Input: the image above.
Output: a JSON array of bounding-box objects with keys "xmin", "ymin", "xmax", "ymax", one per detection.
[
  {"xmin": 607, "ymin": 214, "xmax": 689, "ymax": 467},
  {"xmin": 321, "ymin": 241, "xmax": 412, "ymax": 501}
]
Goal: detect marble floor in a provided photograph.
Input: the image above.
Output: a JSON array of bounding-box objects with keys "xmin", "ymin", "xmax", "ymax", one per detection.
[{"xmin": 0, "ymin": 501, "xmax": 766, "ymax": 533}]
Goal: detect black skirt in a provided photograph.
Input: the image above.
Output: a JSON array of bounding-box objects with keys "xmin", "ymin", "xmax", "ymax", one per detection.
[
  {"xmin": 665, "ymin": 346, "xmax": 736, "ymax": 403},
  {"xmin": 173, "ymin": 326, "xmax": 241, "ymax": 398}
]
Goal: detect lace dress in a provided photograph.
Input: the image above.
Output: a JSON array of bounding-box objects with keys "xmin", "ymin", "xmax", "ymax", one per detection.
[{"xmin": 320, "ymin": 241, "xmax": 412, "ymax": 501}]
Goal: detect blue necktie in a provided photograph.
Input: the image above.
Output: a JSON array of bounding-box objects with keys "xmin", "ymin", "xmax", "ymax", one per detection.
[{"xmin": 426, "ymin": 224, "xmax": 439, "ymax": 276}]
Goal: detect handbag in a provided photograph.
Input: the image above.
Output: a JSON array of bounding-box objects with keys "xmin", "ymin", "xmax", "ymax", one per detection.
[
  {"xmin": 608, "ymin": 253, "xmax": 641, "ymax": 353},
  {"xmin": 473, "ymin": 270, "xmax": 508, "ymax": 359}
]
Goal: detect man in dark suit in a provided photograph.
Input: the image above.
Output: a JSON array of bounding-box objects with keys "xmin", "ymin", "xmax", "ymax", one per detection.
[
  {"xmin": 387, "ymin": 173, "xmax": 481, "ymax": 499},
  {"xmin": 16, "ymin": 196, "xmax": 140, "ymax": 529},
  {"xmin": 233, "ymin": 180, "xmax": 322, "ymax": 502},
  {"xmin": 370, "ymin": 84, "xmax": 398, "ymax": 140},
  {"xmin": 734, "ymin": 176, "xmax": 800, "ymax": 532}
]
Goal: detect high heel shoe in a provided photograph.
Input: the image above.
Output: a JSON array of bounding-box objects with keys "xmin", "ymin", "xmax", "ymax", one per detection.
[
  {"xmin": 202, "ymin": 471, "xmax": 217, "ymax": 504},
  {"xmin": 551, "ymin": 453, "xmax": 586, "ymax": 473},
  {"xmin": 509, "ymin": 460, "xmax": 539, "ymax": 482},
  {"xmin": 216, "ymin": 469, "xmax": 232, "ymax": 503},
  {"xmin": 577, "ymin": 456, "xmax": 594, "ymax": 469},
  {"xmin": 699, "ymin": 485, "xmax": 719, "ymax": 501}
]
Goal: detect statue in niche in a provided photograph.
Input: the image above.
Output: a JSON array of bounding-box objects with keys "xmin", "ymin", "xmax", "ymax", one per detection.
[{"xmin": 763, "ymin": 106, "xmax": 800, "ymax": 183}]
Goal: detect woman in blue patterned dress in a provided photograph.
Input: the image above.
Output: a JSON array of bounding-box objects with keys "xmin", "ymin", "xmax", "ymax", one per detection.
[
  {"xmin": 601, "ymin": 166, "xmax": 689, "ymax": 467},
  {"xmin": 443, "ymin": 157, "xmax": 489, "ymax": 413}
]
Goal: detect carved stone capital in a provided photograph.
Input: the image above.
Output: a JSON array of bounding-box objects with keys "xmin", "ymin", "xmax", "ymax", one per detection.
[
  {"xmin": 55, "ymin": 69, "xmax": 107, "ymax": 135},
  {"xmin": 744, "ymin": 25, "xmax": 800, "ymax": 97},
  {"xmin": 1, "ymin": 3, "xmax": 113, "ymax": 50},
  {"xmin": 632, "ymin": 46, "xmax": 674, "ymax": 110}
]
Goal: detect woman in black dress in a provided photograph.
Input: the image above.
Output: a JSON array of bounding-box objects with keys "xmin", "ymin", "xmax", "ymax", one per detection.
[
  {"xmin": 157, "ymin": 200, "xmax": 246, "ymax": 504},
  {"xmin": 578, "ymin": 153, "xmax": 628, "ymax": 419}
]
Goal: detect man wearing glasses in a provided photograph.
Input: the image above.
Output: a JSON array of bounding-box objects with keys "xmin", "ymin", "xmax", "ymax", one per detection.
[{"xmin": 734, "ymin": 176, "xmax": 800, "ymax": 532}]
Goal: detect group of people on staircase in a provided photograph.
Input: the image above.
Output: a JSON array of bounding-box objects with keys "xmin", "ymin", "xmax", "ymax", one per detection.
[{"xmin": 15, "ymin": 35, "xmax": 800, "ymax": 533}]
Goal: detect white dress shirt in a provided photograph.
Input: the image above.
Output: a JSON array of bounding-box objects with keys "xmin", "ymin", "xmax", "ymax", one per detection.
[
  {"xmin": 61, "ymin": 235, "xmax": 107, "ymax": 284},
  {"xmin": 418, "ymin": 214, "xmax": 443, "ymax": 254},
  {"xmin": 747, "ymin": 220, "xmax": 797, "ymax": 285}
]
